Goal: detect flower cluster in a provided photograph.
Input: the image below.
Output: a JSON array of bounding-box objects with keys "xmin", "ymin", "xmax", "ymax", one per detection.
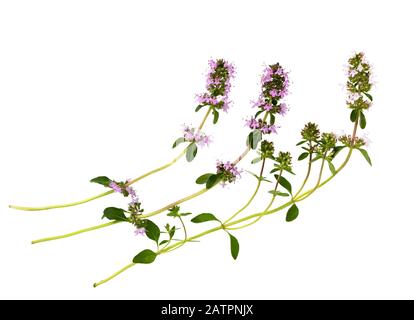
[
  {"xmin": 339, "ymin": 134, "xmax": 366, "ymax": 148},
  {"xmin": 346, "ymin": 52, "xmax": 373, "ymax": 110},
  {"xmin": 196, "ymin": 59, "xmax": 235, "ymax": 113},
  {"xmin": 245, "ymin": 117, "xmax": 278, "ymax": 134},
  {"xmin": 245, "ymin": 63, "xmax": 289, "ymax": 146},
  {"xmin": 274, "ymin": 151, "xmax": 293, "ymax": 172},
  {"xmin": 109, "ymin": 180, "xmax": 137, "ymax": 199},
  {"xmin": 253, "ymin": 63, "xmax": 290, "ymax": 115},
  {"xmin": 301, "ymin": 122, "xmax": 320, "ymax": 142},
  {"xmin": 259, "ymin": 140, "xmax": 275, "ymax": 159},
  {"xmin": 216, "ymin": 160, "xmax": 241, "ymax": 184},
  {"xmin": 318, "ymin": 133, "xmax": 337, "ymax": 153},
  {"xmin": 108, "ymin": 180, "xmax": 145, "ymax": 235},
  {"xmin": 182, "ymin": 124, "xmax": 211, "ymax": 147}
]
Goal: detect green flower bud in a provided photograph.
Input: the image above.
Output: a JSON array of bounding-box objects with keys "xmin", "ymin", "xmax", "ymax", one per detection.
[
  {"xmin": 319, "ymin": 132, "xmax": 337, "ymax": 152},
  {"xmin": 275, "ymin": 151, "xmax": 292, "ymax": 171},
  {"xmin": 260, "ymin": 140, "xmax": 275, "ymax": 159},
  {"xmin": 301, "ymin": 122, "xmax": 320, "ymax": 142}
]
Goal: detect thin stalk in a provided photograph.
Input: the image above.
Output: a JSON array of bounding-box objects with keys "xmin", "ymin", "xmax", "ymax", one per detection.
[
  {"xmin": 197, "ymin": 106, "xmax": 212, "ymax": 131},
  {"xmin": 31, "ymin": 221, "xmax": 120, "ymax": 244},
  {"xmin": 227, "ymin": 169, "xmax": 282, "ymax": 230},
  {"xmin": 93, "ymin": 263, "xmax": 135, "ymax": 288},
  {"xmin": 10, "ymin": 107, "xmax": 213, "ymax": 212},
  {"xmin": 293, "ymin": 142, "xmax": 313, "ymax": 198},
  {"xmin": 223, "ymin": 159, "xmax": 266, "ymax": 224}
]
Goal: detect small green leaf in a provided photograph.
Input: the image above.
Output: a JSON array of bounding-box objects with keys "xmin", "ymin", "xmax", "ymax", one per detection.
[
  {"xmin": 196, "ymin": 173, "xmax": 214, "ymax": 185},
  {"xmin": 90, "ymin": 176, "xmax": 112, "ymax": 187},
  {"xmin": 195, "ymin": 104, "xmax": 204, "ymax": 112},
  {"xmin": 186, "ymin": 143, "xmax": 198, "ymax": 162},
  {"xmin": 206, "ymin": 174, "xmax": 220, "ymax": 189},
  {"xmin": 133, "ymin": 249, "xmax": 157, "ymax": 264},
  {"xmin": 102, "ymin": 207, "xmax": 128, "ymax": 222},
  {"xmin": 212, "ymin": 109, "xmax": 219, "ymax": 124},
  {"xmin": 168, "ymin": 226, "xmax": 176, "ymax": 239},
  {"xmin": 229, "ymin": 233, "xmax": 239, "ymax": 260},
  {"xmin": 298, "ymin": 152, "xmax": 309, "ymax": 161},
  {"xmin": 167, "ymin": 206, "xmax": 180, "ymax": 217},
  {"xmin": 172, "ymin": 137, "xmax": 185, "ymax": 148},
  {"xmin": 179, "ymin": 212, "xmax": 192, "ymax": 216},
  {"xmin": 251, "ymin": 157, "xmax": 262, "ymax": 164},
  {"xmin": 286, "ymin": 204, "xmax": 299, "ymax": 222},
  {"xmin": 363, "ymin": 92, "xmax": 373, "ymax": 101},
  {"xmin": 331, "ymin": 146, "xmax": 345, "ymax": 159},
  {"xmin": 191, "ymin": 213, "xmax": 219, "ymax": 223},
  {"xmin": 143, "ymin": 219, "xmax": 161, "ymax": 243},
  {"xmin": 350, "ymin": 109, "xmax": 358, "ymax": 122},
  {"xmin": 255, "ymin": 110, "xmax": 264, "ymax": 118},
  {"xmin": 358, "ymin": 148, "xmax": 372, "ymax": 166},
  {"xmin": 327, "ymin": 160, "xmax": 336, "ymax": 174},
  {"xmin": 359, "ymin": 111, "xmax": 367, "ymax": 129},
  {"xmin": 159, "ymin": 240, "xmax": 169, "ymax": 246},
  {"xmin": 248, "ymin": 130, "xmax": 262, "ymax": 149},
  {"xmin": 296, "ymin": 140, "xmax": 306, "ymax": 146},
  {"xmin": 312, "ymin": 154, "xmax": 322, "ymax": 162},
  {"xmin": 274, "ymin": 175, "xmax": 292, "ymax": 195},
  {"xmin": 268, "ymin": 190, "xmax": 289, "ymax": 197}
]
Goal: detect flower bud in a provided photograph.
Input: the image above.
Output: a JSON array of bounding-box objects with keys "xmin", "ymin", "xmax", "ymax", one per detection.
[{"xmin": 301, "ymin": 122, "xmax": 320, "ymax": 142}]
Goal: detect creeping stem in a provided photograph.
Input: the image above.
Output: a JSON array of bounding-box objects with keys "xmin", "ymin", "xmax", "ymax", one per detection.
[
  {"xmin": 29, "ymin": 145, "xmax": 255, "ymax": 244},
  {"xmin": 93, "ymin": 263, "xmax": 135, "ymax": 288},
  {"xmin": 10, "ymin": 107, "xmax": 213, "ymax": 212},
  {"xmin": 31, "ymin": 221, "xmax": 120, "ymax": 244}
]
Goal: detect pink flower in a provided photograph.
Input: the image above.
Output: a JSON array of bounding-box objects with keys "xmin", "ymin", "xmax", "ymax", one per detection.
[
  {"xmin": 109, "ymin": 181, "xmax": 122, "ymax": 193},
  {"xmin": 134, "ymin": 227, "xmax": 146, "ymax": 236}
]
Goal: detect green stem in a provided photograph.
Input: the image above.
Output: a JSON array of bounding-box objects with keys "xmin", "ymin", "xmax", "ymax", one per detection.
[
  {"xmin": 197, "ymin": 106, "xmax": 212, "ymax": 131},
  {"xmin": 227, "ymin": 169, "xmax": 282, "ymax": 231},
  {"xmin": 93, "ymin": 263, "xmax": 135, "ymax": 288},
  {"xmin": 293, "ymin": 142, "xmax": 313, "ymax": 199},
  {"xmin": 31, "ymin": 221, "xmax": 120, "ymax": 244},
  {"xmin": 10, "ymin": 107, "xmax": 213, "ymax": 212},
  {"xmin": 223, "ymin": 158, "xmax": 266, "ymax": 224}
]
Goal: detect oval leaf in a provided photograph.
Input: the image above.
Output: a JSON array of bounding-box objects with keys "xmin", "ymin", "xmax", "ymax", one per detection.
[
  {"xmin": 350, "ymin": 109, "xmax": 358, "ymax": 123},
  {"xmin": 229, "ymin": 233, "xmax": 240, "ymax": 260},
  {"xmin": 251, "ymin": 129, "xmax": 262, "ymax": 149},
  {"xmin": 90, "ymin": 176, "xmax": 111, "ymax": 187},
  {"xmin": 102, "ymin": 207, "xmax": 128, "ymax": 222},
  {"xmin": 206, "ymin": 174, "xmax": 220, "ymax": 189},
  {"xmin": 186, "ymin": 143, "xmax": 198, "ymax": 162},
  {"xmin": 133, "ymin": 249, "xmax": 157, "ymax": 264},
  {"xmin": 172, "ymin": 137, "xmax": 185, "ymax": 148},
  {"xmin": 274, "ymin": 174, "xmax": 292, "ymax": 194},
  {"xmin": 143, "ymin": 219, "xmax": 160, "ymax": 243},
  {"xmin": 212, "ymin": 109, "xmax": 219, "ymax": 124},
  {"xmin": 327, "ymin": 161, "xmax": 336, "ymax": 174},
  {"xmin": 196, "ymin": 173, "xmax": 214, "ymax": 185},
  {"xmin": 195, "ymin": 104, "xmax": 204, "ymax": 112},
  {"xmin": 359, "ymin": 111, "xmax": 367, "ymax": 129},
  {"xmin": 286, "ymin": 204, "xmax": 299, "ymax": 222},
  {"xmin": 298, "ymin": 152, "xmax": 309, "ymax": 161},
  {"xmin": 191, "ymin": 213, "xmax": 219, "ymax": 223}
]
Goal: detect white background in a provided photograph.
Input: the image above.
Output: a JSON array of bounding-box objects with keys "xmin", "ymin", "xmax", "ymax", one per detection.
[{"xmin": 1, "ymin": 0, "xmax": 413, "ymax": 300}]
